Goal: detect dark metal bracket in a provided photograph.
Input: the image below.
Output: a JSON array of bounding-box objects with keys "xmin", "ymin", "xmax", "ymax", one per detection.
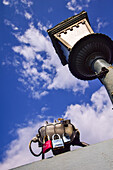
[{"xmin": 96, "ymin": 67, "xmax": 109, "ymax": 79}]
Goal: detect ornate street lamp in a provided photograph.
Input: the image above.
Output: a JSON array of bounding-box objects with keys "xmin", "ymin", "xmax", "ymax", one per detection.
[{"xmin": 47, "ymin": 11, "xmax": 113, "ymax": 104}]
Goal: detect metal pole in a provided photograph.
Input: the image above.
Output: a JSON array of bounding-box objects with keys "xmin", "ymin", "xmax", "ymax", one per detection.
[{"xmin": 91, "ymin": 58, "xmax": 113, "ymax": 104}]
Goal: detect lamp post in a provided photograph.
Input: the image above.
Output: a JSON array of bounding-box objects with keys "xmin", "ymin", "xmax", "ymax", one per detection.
[{"xmin": 47, "ymin": 11, "xmax": 113, "ymax": 104}]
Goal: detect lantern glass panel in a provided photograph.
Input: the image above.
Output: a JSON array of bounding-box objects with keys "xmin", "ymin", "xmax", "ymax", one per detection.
[{"xmin": 60, "ymin": 22, "xmax": 91, "ymax": 47}]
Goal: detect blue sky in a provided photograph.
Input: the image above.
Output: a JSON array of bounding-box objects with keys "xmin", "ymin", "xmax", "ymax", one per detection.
[{"xmin": 0, "ymin": 0, "xmax": 113, "ymax": 169}]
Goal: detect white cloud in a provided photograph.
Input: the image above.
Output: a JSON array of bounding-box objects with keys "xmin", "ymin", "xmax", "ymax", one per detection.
[
  {"xmin": 67, "ymin": 0, "xmax": 80, "ymax": 11},
  {"xmin": 64, "ymin": 86, "xmax": 113, "ymax": 144},
  {"xmin": 48, "ymin": 65, "xmax": 88, "ymax": 93},
  {"xmin": 3, "ymin": 0, "xmax": 10, "ymax": 5},
  {"xmin": 13, "ymin": 45, "xmax": 35, "ymax": 61},
  {"xmin": 48, "ymin": 7, "xmax": 53, "ymax": 13},
  {"xmin": 66, "ymin": 0, "xmax": 92, "ymax": 13},
  {"xmin": 96, "ymin": 17, "xmax": 109, "ymax": 32},
  {"xmin": 4, "ymin": 19, "xmax": 18, "ymax": 31},
  {"xmin": 25, "ymin": 11, "xmax": 32, "ymax": 20},
  {"xmin": 32, "ymin": 91, "xmax": 49, "ymax": 99},
  {"xmin": 12, "ymin": 23, "xmax": 89, "ymax": 99},
  {"xmin": 21, "ymin": 0, "xmax": 33, "ymax": 7},
  {"xmin": 3, "ymin": 0, "xmax": 34, "ymax": 17},
  {"xmin": 41, "ymin": 106, "xmax": 49, "ymax": 113},
  {"xmin": 37, "ymin": 22, "xmax": 52, "ymax": 33}
]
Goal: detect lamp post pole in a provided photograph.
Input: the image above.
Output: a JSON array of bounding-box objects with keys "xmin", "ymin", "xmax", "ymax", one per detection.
[{"xmin": 91, "ymin": 58, "xmax": 113, "ymax": 104}]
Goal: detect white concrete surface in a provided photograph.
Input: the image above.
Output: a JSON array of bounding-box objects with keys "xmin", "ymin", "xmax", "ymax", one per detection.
[{"xmin": 12, "ymin": 138, "xmax": 113, "ymax": 170}]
